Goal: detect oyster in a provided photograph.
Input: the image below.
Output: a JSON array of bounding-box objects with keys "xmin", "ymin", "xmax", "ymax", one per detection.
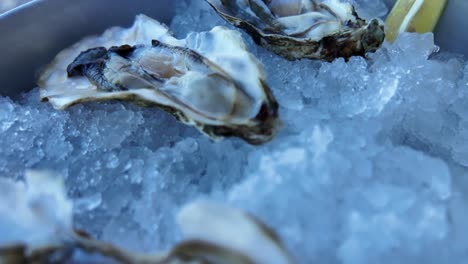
[
  {"xmin": 39, "ymin": 15, "xmax": 279, "ymax": 145},
  {"xmin": 175, "ymin": 200, "xmax": 294, "ymax": 264},
  {"xmin": 206, "ymin": 0, "xmax": 386, "ymax": 61}
]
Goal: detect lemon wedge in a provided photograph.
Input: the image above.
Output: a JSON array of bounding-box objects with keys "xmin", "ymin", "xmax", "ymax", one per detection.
[{"xmin": 386, "ymin": 0, "xmax": 448, "ymax": 42}]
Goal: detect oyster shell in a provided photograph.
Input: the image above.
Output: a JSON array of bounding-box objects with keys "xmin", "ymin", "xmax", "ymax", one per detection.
[
  {"xmin": 39, "ymin": 15, "xmax": 279, "ymax": 145},
  {"xmin": 0, "ymin": 172, "xmax": 293, "ymax": 264},
  {"xmin": 206, "ymin": 0, "xmax": 386, "ymax": 61},
  {"xmin": 174, "ymin": 200, "xmax": 294, "ymax": 264}
]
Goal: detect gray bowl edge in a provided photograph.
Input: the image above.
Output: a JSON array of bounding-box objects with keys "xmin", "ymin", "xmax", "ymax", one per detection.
[{"xmin": 0, "ymin": 0, "xmax": 175, "ymax": 97}]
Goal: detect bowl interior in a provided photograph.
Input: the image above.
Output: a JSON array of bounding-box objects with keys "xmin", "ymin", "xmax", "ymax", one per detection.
[
  {"xmin": 0, "ymin": 0, "xmax": 466, "ymax": 98},
  {"xmin": 0, "ymin": 0, "xmax": 174, "ymax": 97}
]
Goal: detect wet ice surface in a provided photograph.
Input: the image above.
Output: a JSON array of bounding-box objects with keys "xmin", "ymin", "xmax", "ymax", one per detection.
[
  {"xmin": 1, "ymin": 0, "xmax": 468, "ymax": 263},
  {"xmin": 0, "ymin": 0, "xmax": 32, "ymax": 13}
]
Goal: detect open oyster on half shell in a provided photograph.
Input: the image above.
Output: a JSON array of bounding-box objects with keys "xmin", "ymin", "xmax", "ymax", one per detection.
[
  {"xmin": 206, "ymin": 0, "xmax": 386, "ymax": 61},
  {"xmin": 39, "ymin": 15, "xmax": 279, "ymax": 145}
]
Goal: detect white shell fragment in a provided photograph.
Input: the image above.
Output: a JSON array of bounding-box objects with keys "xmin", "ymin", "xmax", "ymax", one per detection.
[
  {"xmin": 0, "ymin": 171, "xmax": 74, "ymax": 263},
  {"xmin": 175, "ymin": 200, "xmax": 294, "ymax": 264},
  {"xmin": 206, "ymin": 0, "xmax": 386, "ymax": 61},
  {"xmin": 0, "ymin": 170, "xmax": 72, "ymax": 250},
  {"xmin": 38, "ymin": 15, "xmax": 279, "ymax": 145}
]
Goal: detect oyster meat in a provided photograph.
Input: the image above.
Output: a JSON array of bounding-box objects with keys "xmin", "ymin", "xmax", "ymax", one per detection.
[
  {"xmin": 206, "ymin": 0, "xmax": 386, "ymax": 61},
  {"xmin": 39, "ymin": 15, "xmax": 279, "ymax": 145}
]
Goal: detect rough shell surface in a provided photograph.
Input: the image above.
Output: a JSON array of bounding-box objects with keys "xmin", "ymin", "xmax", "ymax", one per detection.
[
  {"xmin": 38, "ymin": 15, "xmax": 279, "ymax": 145},
  {"xmin": 176, "ymin": 200, "xmax": 294, "ymax": 264},
  {"xmin": 206, "ymin": 0, "xmax": 386, "ymax": 61},
  {"xmin": 0, "ymin": 172, "xmax": 293, "ymax": 264}
]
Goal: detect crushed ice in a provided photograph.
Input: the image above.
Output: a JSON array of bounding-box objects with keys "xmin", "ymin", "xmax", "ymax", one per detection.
[{"xmin": 1, "ymin": 0, "xmax": 468, "ymax": 263}]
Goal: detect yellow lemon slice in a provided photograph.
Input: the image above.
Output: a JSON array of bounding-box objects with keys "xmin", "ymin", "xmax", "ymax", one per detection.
[{"xmin": 385, "ymin": 0, "xmax": 448, "ymax": 42}]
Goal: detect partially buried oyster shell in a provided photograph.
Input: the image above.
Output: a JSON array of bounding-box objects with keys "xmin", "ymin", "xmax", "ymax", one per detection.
[
  {"xmin": 39, "ymin": 15, "xmax": 279, "ymax": 145},
  {"xmin": 0, "ymin": 171, "xmax": 294, "ymax": 264},
  {"xmin": 206, "ymin": 0, "xmax": 386, "ymax": 61}
]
